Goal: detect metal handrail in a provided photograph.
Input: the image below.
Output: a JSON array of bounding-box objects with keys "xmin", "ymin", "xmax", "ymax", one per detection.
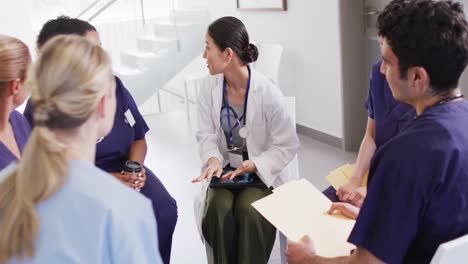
[
  {"xmin": 171, "ymin": 0, "xmax": 180, "ymax": 52},
  {"xmin": 87, "ymin": 0, "xmax": 118, "ymax": 22},
  {"xmin": 140, "ymin": 0, "xmax": 146, "ymax": 26},
  {"xmin": 76, "ymin": 0, "xmax": 101, "ymax": 18},
  {"xmin": 76, "ymin": 0, "xmax": 147, "ymax": 27}
]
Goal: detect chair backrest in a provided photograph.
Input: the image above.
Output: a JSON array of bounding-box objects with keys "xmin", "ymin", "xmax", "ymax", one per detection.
[
  {"xmin": 431, "ymin": 234, "xmax": 468, "ymax": 264},
  {"xmin": 254, "ymin": 43, "xmax": 283, "ymax": 84},
  {"xmin": 282, "ymin": 96, "xmax": 300, "ymax": 180}
]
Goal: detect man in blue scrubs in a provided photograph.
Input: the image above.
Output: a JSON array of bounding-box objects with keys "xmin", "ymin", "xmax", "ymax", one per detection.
[
  {"xmin": 323, "ymin": 59, "xmax": 414, "ymax": 204},
  {"xmin": 287, "ymin": 0, "xmax": 468, "ymax": 263}
]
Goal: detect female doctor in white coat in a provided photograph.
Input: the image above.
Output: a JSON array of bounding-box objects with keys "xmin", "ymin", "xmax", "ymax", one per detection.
[{"xmin": 192, "ymin": 16, "xmax": 300, "ymax": 264}]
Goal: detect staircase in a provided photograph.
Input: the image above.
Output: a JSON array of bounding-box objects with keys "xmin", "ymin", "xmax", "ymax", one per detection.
[{"xmin": 95, "ymin": 7, "xmax": 209, "ymax": 111}]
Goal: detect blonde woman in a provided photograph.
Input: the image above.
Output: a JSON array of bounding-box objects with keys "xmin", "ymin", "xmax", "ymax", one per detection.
[
  {"xmin": 0, "ymin": 35, "xmax": 31, "ymax": 169},
  {"xmin": 23, "ymin": 17, "xmax": 178, "ymax": 263},
  {"xmin": 0, "ymin": 35, "xmax": 162, "ymax": 263}
]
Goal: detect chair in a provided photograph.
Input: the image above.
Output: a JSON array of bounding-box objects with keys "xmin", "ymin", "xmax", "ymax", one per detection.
[
  {"xmin": 183, "ymin": 74, "xmax": 204, "ymax": 121},
  {"xmin": 278, "ymin": 96, "xmax": 299, "ymax": 264},
  {"xmin": 176, "ymin": 55, "xmax": 208, "ymax": 121},
  {"xmin": 431, "ymin": 234, "xmax": 468, "ymax": 264},
  {"xmin": 204, "ymin": 96, "xmax": 298, "ymax": 264},
  {"xmin": 282, "ymin": 96, "xmax": 300, "ymax": 182},
  {"xmin": 253, "ymin": 43, "xmax": 284, "ymax": 84}
]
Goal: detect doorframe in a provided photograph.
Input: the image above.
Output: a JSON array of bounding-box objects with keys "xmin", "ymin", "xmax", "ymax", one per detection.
[{"xmin": 339, "ymin": 0, "xmax": 369, "ymax": 151}]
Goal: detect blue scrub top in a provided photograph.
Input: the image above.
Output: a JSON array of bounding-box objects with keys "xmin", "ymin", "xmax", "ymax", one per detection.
[
  {"xmin": 1, "ymin": 160, "xmax": 162, "ymax": 264},
  {"xmin": 23, "ymin": 77, "xmax": 150, "ymax": 173},
  {"xmin": 365, "ymin": 61, "xmax": 414, "ymax": 149},
  {"xmin": 95, "ymin": 76, "xmax": 149, "ymax": 172},
  {"xmin": 0, "ymin": 110, "xmax": 31, "ymax": 169},
  {"xmin": 349, "ymin": 100, "xmax": 468, "ymax": 263}
]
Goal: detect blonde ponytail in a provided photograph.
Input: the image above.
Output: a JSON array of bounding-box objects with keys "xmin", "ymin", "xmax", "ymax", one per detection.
[{"xmin": 0, "ymin": 35, "xmax": 114, "ymax": 262}]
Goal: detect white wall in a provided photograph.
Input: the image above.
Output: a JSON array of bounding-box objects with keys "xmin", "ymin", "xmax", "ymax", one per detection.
[
  {"xmin": 180, "ymin": 0, "xmax": 344, "ymax": 138},
  {"xmin": 0, "ymin": 1, "xmax": 34, "ymax": 113},
  {"xmin": 0, "ymin": 1, "xmax": 34, "ymax": 49}
]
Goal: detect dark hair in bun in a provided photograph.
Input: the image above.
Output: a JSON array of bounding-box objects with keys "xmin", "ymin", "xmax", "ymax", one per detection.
[
  {"xmin": 208, "ymin": 16, "xmax": 259, "ymax": 63},
  {"xmin": 244, "ymin": 43, "xmax": 259, "ymax": 63}
]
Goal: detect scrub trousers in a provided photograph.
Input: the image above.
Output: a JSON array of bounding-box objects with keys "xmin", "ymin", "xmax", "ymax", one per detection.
[
  {"xmin": 140, "ymin": 166, "xmax": 178, "ymax": 264},
  {"xmin": 202, "ymin": 186, "xmax": 276, "ymax": 264}
]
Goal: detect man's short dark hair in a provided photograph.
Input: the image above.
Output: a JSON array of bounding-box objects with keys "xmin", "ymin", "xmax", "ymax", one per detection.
[
  {"xmin": 37, "ymin": 16, "xmax": 96, "ymax": 49},
  {"xmin": 378, "ymin": 0, "xmax": 468, "ymax": 94}
]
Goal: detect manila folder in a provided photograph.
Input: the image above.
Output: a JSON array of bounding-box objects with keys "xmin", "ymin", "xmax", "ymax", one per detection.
[{"xmin": 252, "ymin": 179, "xmax": 356, "ymax": 257}]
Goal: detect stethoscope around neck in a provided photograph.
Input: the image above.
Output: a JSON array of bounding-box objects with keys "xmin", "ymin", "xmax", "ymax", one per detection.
[{"xmin": 220, "ymin": 67, "xmax": 251, "ymax": 152}]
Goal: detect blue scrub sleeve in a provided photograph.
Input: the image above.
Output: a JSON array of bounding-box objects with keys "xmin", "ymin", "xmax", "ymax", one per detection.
[
  {"xmin": 364, "ymin": 67, "xmax": 376, "ymax": 119},
  {"xmin": 348, "ymin": 143, "xmax": 423, "ymax": 263},
  {"xmin": 23, "ymin": 98, "xmax": 35, "ymax": 128},
  {"xmin": 12, "ymin": 110, "xmax": 31, "ymax": 137},
  {"xmin": 117, "ymin": 77, "xmax": 150, "ymax": 140}
]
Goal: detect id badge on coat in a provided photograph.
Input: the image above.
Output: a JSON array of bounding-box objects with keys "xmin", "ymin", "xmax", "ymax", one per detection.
[
  {"xmin": 124, "ymin": 109, "xmax": 136, "ymax": 127},
  {"xmin": 228, "ymin": 152, "xmax": 243, "ymax": 168}
]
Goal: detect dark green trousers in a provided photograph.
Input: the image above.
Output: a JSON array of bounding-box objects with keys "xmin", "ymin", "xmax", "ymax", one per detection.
[{"xmin": 202, "ymin": 186, "xmax": 276, "ymax": 264}]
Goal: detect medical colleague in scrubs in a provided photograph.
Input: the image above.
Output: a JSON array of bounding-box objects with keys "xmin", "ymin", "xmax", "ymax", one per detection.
[
  {"xmin": 0, "ymin": 35, "xmax": 31, "ymax": 170},
  {"xmin": 322, "ymin": 58, "xmax": 414, "ymax": 206},
  {"xmin": 324, "ymin": 58, "xmax": 415, "ymax": 217},
  {"xmin": 192, "ymin": 16, "xmax": 300, "ymax": 264},
  {"xmin": 0, "ymin": 35, "xmax": 161, "ymax": 263},
  {"xmin": 287, "ymin": 0, "xmax": 468, "ymax": 263},
  {"xmin": 23, "ymin": 16, "xmax": 177, "ymax": 264}
]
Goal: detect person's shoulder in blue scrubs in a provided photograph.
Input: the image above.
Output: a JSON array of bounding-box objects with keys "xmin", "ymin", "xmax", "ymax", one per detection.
[
  {"xmin": 95, "ymin": 76, "xmax": 149, "ymax": 172},
  {"xmin": 24, "ymin": 75, "xmax": 150, "ymax": 172},
  {"xmin": 365, "ymin": 60, "xmax": 414, "ymax": 148},
  {"xmin": 348, "ymin": 100, "xmax": 468, "ymax": 263},
  {"xmin": 23, "ymin": 99, "xmax": 34, "ymax": 127},
  {"xmin": 323, "ymin": 60, "xmax": 415, "ymax": 203},
  {"xmin": 0, "ymin": 110, "xmax": 31, "ymax": 170}
]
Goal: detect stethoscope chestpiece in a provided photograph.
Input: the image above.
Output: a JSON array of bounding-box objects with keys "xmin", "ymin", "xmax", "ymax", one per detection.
[{"xmin": 238, "ymin": 126, "xmax": 249, "ymax": 139}]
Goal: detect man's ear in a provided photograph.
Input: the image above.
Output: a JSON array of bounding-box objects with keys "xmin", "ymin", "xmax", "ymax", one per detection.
[{"xmin": 409, "ymin": 66, "xmax": 430, "ymax": 95}]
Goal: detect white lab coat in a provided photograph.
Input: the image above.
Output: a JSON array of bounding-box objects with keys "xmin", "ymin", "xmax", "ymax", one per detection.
[{"xmin": 193, "ymin": 68, "xmax": 300, "ymax": 240}]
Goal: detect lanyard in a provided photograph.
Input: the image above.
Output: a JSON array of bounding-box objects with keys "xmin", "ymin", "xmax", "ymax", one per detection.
[
  {"xmin": 436, "ymin": 94, "xmax": 464, "ymax": 105},
  {"xmin": 414, "ymin": 94, "xmax": 464, "ymax": 121},
  {"xmin": 223, "ymin": 68, "xmax": 251, "ymax": 146}
]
